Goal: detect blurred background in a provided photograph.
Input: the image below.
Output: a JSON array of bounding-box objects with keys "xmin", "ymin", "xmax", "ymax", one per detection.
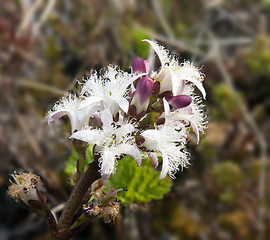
[{"xmin": 0, "ymin": 0, "xmax": 269, "ymax": 239}]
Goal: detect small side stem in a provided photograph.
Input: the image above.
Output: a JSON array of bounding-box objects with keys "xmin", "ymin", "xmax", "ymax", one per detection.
[
  {"xmin": 70, "ymin": 213, "xmax": 89, "ymax": 230},
  {"xmin": 58, "ymin": 160, "xmax": 100, "ymax": 231},
  {"xmin": 74, "ymin": 142, "xmax": 87, "ymax": 182},
  {"xmin": 44, "ymin": 207, "xmax": 58, "ymax": 233}
]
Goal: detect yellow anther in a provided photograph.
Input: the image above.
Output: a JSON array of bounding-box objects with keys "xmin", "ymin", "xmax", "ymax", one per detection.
[{"xmin": 109, "ymin": 134, "xmax": 116, "ymax": 146}]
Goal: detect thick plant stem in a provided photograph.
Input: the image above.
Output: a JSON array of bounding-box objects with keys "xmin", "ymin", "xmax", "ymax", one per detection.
[{"xmin": 58, "ymin": 160, "xmax": 100, "ymax": 231}]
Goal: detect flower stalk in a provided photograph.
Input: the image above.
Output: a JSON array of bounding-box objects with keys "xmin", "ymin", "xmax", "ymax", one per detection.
[{"xmin": 58, "ymin": 159, "xmax": 100, "ymax": 231}]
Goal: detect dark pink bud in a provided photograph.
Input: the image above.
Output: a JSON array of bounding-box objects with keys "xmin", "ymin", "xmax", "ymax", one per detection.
[
  {"xmin": 130, "ymin": 76, "xmax": 154, "ymax": 116},
  {"xmin": 132, "ymin": 56, "xmax": 150, "ymax": 74},
  {"xmin": 136, "ymin": 76, "xmax": 154, "ymax": 105},
  {"xmin": 169, "ymin": 95, "xmax": 192, "ymax": 109}
]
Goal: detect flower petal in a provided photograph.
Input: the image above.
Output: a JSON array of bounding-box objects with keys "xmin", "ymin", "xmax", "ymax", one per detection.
[
  {"xmin": 171, "ymin": 74, "xmax": 185, "ymax": 95},
  {"xmin": 79, "ymin": 96, "xmax": 103, "ymax": 111},
  {"xmin": 100, "ymin": 108, "xmax": 113, "ymax": 129},
  {"xmin": 177, "ymin": 76, "xmax": 206, "ymax": 100},
  {"xmin": 70, "ymin": 129, "xmax": 103, "ymax": 145},
  {"xmin": 181, "ymin": 105, "xmax": 194, "ymax": 114},
  {"xmin": 48, "ymin": 110, "xmax": 69, "ymax": 124},
  {"xmin": 159, "ymin": 72, "xmax": 173, "ymax": 93},
  {"xmin": 141, "ymin": 129, "xmax": 160, "ymax": 151},
  {"xmin": 117, "ymin": 144, "xmax": 142, "ymax": 167},
  {"xmin": 148, "ymin": 152, "xmax": 158, "ymax": 168},
  {"xmin": 159, "ymin": 153, "xmax": 169, "ymax": 180},
  {"xmin": 163, "ymin": 98, "xmax": 170, "ymax": 116},
  {"xmin": 142, "ymin": 39, "xmax": 168, "ymax": 67},
  {"xmin": 181, "ymin": 117, "xmax": 200, "ymax": 144},
  {"xmin": 48, "ymin": 110, "xmax": 81, "ymax": 132},
  {"xmin": 144, "ymin": 60, "xmax": 150, "ymax": 74},
  {"xmin": 141, "ymin": 129, "xmax": 159, "ymax": 141},
  {"xmin": 100, "ymin": 149, "xmax": 116, "ymax": 177},
  {"xmin": 117, "ymin": 97, "xmax": 129, "ymax": 113}
]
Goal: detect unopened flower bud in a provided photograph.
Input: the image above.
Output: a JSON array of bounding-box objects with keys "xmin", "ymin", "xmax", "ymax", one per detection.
[
  {"xmin": 132, "ymin": 56, "xmax": 150, "ymax": 74},
  {"xmin": 169, "ymin": 95, "xmax": 192, "ymax": 109},
  {"xmin": 130, "ymin": 76, "xmax": 154, "ymax": 117}
]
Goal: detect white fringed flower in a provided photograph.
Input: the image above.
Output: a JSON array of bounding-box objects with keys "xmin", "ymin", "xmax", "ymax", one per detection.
[
  {"xmin": 143, "ymin": 39, "xmax": 206, "ymax": 99},
  {"xmin": 164, "ymin": 97, "xmax": 207, "ymax": 144},
  {"xmin": 141, "ymin": 117, "xmax": 189, "ymax": 180},
  {"xmin": 141, "ymin": 97, "xmax": 206, "ymax": 179},
  {"xmin": 47, "ymin": 94, "xmax": 90, "ymax": 133},
  {"xmin": 70, "ymin": 108, "xmax": 142, "ymax": 178},
  {"xmin": 79, "ymin": 65, "xmax": 145, "ymax": 116}
]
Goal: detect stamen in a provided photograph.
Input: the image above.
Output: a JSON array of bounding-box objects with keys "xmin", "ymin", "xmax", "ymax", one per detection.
[
  {"xmin": 108, "ymin": 134, "xmax": 116, "ymax": 146},
  {"xmin": 180, "ymin": 148, "xmax": 186, "ymax": 153},
  {"xmin": 115, "ymin": 187, "xmax": 128, "ymax": 193},
  {"xmin": 68, "ymin": 90, "xmax": 77, "ymax": 95},
  {"xmin": 185, "ymin": 122, "xmax": 191, "ymax": 127}
]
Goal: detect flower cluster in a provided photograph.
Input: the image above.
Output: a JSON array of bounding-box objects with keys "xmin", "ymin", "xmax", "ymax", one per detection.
[{"xmin": 48, "ymin": 40, "xmax": 207, "ymax": 180}]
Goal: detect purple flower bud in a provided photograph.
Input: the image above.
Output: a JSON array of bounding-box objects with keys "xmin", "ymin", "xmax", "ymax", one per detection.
[
  {"xmin": 130, "ymin": 76, "xmax": 154, "ymax": 116},
  {"xmin": 169, "ymin": 95, "xmax": 192, "ymax": 109},
  {"xmin": 132, "ymin": 56, "xmax": 150, "ymax": 74},
  {"xmin": 136, "ymin": 77, "xmax": 154, "ymax": 104}
]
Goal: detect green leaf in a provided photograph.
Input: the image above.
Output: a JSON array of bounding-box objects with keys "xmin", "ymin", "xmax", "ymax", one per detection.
[
  {"xmin": 65, "ymin": 144, "xmax": 94, "ymax": 176},
  {"xmin": 65, "ymin": 149, "xmax": 79, "ymax": 176},
  {"xmin": 85, "ymin": 144, "xmax": 94, "ymax": 164},
  {"xmin": 109, "ymin": 155, "xmax": 172, "ymax": 204}
]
